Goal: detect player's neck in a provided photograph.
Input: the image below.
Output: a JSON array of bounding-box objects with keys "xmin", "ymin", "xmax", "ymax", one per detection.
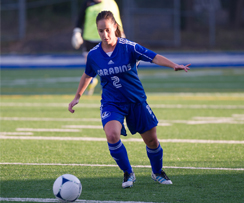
[{"xmin": 101, "ymin": 38, "xmax": 118, "ymax": 53}]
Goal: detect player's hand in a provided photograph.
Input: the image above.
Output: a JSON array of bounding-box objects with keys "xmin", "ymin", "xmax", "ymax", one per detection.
[
  {"xmin": 71, "ymin": 28, "xmax": 83, "ymax": 49},
  {"xmin": 68, "ymin": 98, "xmax": 79, "ymax": 113},
  {"xmin": 174, "ymin": 64, "xmax": 191, "ymax": 72}
]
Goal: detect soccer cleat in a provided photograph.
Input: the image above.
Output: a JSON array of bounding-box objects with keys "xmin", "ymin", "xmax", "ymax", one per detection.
[
  {"xmin": 122, "ymin": 172, "xmax": 136, "ymax": 188},
  {"xmin": 151, "ymin": 170, "xmax": 173, "ymax": 184},
  {"xmin": 87, "ymin": 77, "xmax": 98, "ymax": 95}
]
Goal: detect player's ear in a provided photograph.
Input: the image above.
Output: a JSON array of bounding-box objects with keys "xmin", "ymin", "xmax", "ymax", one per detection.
[{"xmin": 114, "ymin": 23, "xmax": 118, "ymax": 30}]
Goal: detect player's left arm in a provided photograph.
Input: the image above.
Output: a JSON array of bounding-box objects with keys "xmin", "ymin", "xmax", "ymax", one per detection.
[{"xmin": 152, "ymin": 54, "xmax": 191, "ymax": 72}]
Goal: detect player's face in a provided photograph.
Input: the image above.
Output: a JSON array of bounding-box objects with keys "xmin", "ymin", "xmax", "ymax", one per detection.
[{"xmin": 97, "ymin": 19, "xmax": 117, "ymax": 46}]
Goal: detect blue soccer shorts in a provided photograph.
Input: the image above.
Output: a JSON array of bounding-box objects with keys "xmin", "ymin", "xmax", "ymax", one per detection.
[{"xmin": 100, "ymin": 101, "xmax": 158, "ymax": 136}]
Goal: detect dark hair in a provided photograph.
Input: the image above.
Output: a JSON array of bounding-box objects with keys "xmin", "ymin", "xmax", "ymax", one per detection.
[{"xmin": 96, "ymin": 10, "xmax": 122, "ymax": 37}]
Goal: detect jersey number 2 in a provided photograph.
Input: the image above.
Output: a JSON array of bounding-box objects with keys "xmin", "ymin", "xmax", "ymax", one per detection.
[{"xmin": 111, "ymin": 76, "xmax": 122, "ymax": 88}]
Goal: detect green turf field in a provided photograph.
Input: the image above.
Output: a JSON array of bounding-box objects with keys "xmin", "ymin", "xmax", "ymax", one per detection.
[
  {"xmin": 1, "ymin": 68, "xmax": 244, "ymax": 203},
  {"xmin": 1, "ymin": 68, "xmax": 244, "ymax": 95}
]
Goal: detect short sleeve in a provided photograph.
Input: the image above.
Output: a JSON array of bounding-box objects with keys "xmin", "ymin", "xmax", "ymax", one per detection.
[
  {"xmin": 133, "ymin": 43, "xmax": 157, "ymax": 62},
  {"xmin": 85, "ymin": 54, "xmax": 97, "ymax": 77}
]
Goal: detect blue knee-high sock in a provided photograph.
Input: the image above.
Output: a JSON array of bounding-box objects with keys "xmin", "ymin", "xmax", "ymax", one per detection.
[
  {"xmin": 108, "ymin": 140, "xmax": 132, "ymax": 174},
  {"xmin": 146, "ymin": 143, "xmax": 163, "ymax": 174}
]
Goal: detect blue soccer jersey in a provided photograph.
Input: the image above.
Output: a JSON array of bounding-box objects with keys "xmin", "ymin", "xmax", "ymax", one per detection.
[{"xmin": 85, "ymin": 38, "xmax": 157, "ymax": 103}]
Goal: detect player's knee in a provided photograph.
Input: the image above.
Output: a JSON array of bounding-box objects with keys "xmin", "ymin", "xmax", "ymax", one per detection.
[
  {"xmin": 105, "ymin": 129, "xmax": 120, "ymax": 144},
  {"xmin": 146, "ymin": 138, "xmax": 158, "ymax": 149}
]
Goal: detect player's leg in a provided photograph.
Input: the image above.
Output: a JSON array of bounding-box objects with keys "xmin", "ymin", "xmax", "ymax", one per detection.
[
  {"xmin": 127, "ymin": 101, "xmax": 172, "ymax": 185},
  {"xmin": 141, "ymin": 127, "xmax": 172, "ymax": 185},
  {"xmin": 140, "ymin": 127, "xmax": 162, "ymax": 174},
  {"xmin": 104, "ymin": 121, "xmax": 135, "ymax": 188},
  {"xmin": 87, "ymin": 77, "xmax": 98, "ymax": 95}
]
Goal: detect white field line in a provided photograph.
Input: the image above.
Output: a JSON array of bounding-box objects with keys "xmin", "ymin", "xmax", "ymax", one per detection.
[
  {"xmin": 1, "ymin": 77, "xmax": 81, "ymax": 86},
  {"xmin": 147, "ymin": 92, "xmax": 244, "ymax": 96},
  {"xmin": 0, "ymin": 132, "xmax": 33, "ymax": 135},
  {"xmin": 151, "ymin": 104, "xmax": 244, "ymax": 109},
  {"xmin": 0, "ymin": 103, "xmax": 99, "ymax": 108},
  {"xmin": 0, "ymin": 135, "xmax": 243, "ymax": 144},
  {"xmin": 162, "ymin": 119, "xmax": 244, "ymax": 125},
  {"xmin": 157, "ymin": 123, "xmax": 171, "ymax": 126},
  {"xmin": 2, "ymin": 114, "xmax": 244, "ymax": 125},
  {"xmin": 192, "ymin": 116, "xmax": 244, "ymax": 120},
  {"xmin": 0, "ymin": 162, "xmax": 243, "ymax": 171},
  {"xmin": 1, "ymin": 103, "xmax": 244, "ymax": 109},
  {"xmin": 186, "ymin": 120, "xmax": 244, "ymax": 124},
  {"xmin": 232, "ymin": 114, "xmax": 244, "ymax": 117},
  {"xmin": 159, "ymin": 114, "xmax": 244, "ymax": 125},
  {"xmin": 0, "ymin": 117, "xmax": 101, "ymax": 122},
  {"xmin": 63, "ymin": 125, "xmax": 103, "ymax": 129},
  {"xmin": 0, "ymin": 135, "xmax": 107, "ymax": 141},
  {"xmin": 0, "ymin": 197, "xmax": 156, "ymax": 203},
  {"xmin": 64, "ymin": 124, "xmax": 171, "ymax": 128},
  {"xmin": 16, "ymin": 128, "xmax": 80, "ymax": 132}
]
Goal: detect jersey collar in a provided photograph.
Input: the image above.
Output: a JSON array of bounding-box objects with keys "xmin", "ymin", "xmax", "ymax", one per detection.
[{"xmin": 99, "ymin": 37, "xmax": 119, "ymax": 58}]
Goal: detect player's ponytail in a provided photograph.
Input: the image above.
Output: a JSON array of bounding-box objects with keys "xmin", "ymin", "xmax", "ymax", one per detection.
[{"xmin": 96, "ymin": 10, "xmax": 122, "ymax": 38}]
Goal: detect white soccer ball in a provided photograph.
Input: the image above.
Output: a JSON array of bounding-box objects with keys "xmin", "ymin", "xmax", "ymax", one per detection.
[{"xmin": 53, "ymin": 174, "xmax": 82, "ymax": 202}]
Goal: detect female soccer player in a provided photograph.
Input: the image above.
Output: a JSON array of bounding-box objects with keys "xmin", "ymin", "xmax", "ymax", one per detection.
[
  {"xmin": 69, "ymin": 11, "xmax": 190, "ymax": 189},
  {"xmin": 71, "ymin": 0, "xmax": 125, "ymax": 95}
]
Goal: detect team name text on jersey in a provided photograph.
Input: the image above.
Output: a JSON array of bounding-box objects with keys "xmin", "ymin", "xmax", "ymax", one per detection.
[{"xmin": 97, "ymin": 63, "xmax": 132, "ymax": 76}]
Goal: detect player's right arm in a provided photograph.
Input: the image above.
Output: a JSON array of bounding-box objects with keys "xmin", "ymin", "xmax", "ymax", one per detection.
[{"xmin": 68, "ymin": 73, "xmax": 92, "ymax": 113}]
